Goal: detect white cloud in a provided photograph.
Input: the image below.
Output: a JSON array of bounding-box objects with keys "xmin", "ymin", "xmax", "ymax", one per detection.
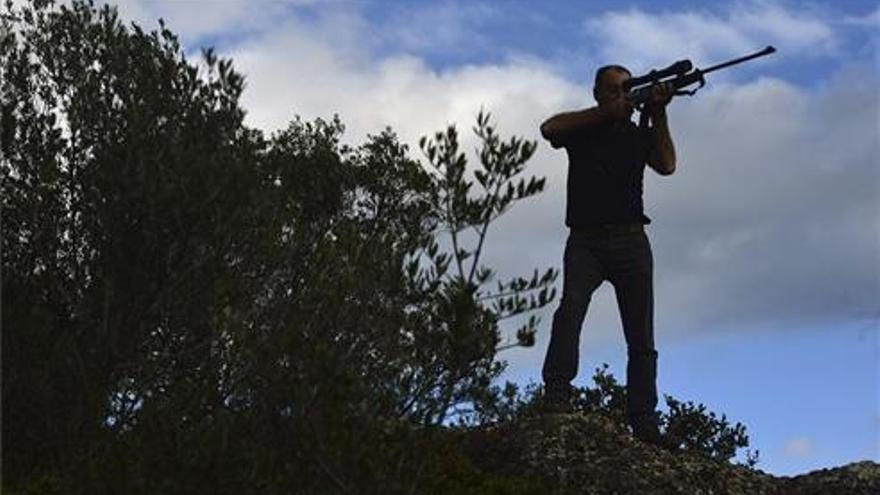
[
  {"xmin": 783, "ymin": 437, "xmax": 814, "ymax": 457},
  {"xmin": 841, "ymin": 5, "xmax": 880, "ymax": 27},
  {"xmin": 584, "ymin": 8, "xmax": 754, "ymax": 71},
  {"xmin": 583, "ymin": 0, "xmax": 838, "ymax": 74},
  {"xmin": 99, "ymin": 0, "xmax": 314, "ymax": 42},
  {"xmin": 208, "ymin": 2, "xmax": 879, "ymax": 351},
  {"xmin": 730, "ymin": 1, "xmax": 836, "ymax": 51},
  {"xmin": 62, "ymin": 0, "xmax": 878, "ymax": 361},
  {"xmin": 376, "ymin": 1, "xmax": 499, "ymax": 56},
  {"xmin": 228, "ymin": 12, "xmax": 581, "ymax": 152}
]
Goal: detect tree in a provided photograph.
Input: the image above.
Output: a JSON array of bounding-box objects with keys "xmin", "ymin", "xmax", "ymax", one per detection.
[
  {"xmin": 1, "ymin": 1, "xmax": 558, "ymax": 492},
  {"xmin": 2, "ymin": 0, "xmax": 268, "ymax": 487}
]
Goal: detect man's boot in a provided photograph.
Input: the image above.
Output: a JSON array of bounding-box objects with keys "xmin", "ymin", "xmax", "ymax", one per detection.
[
  {"xmin": 626, "ymin": 348, "xmax": 661, "ymax": 445},
  {"xmin": 629, "ymin": 412, "xmax": 663, "ymax": 447},
  {"xmin": 541, "ymin": 384, "xmax": 574, "ymax": 415}
]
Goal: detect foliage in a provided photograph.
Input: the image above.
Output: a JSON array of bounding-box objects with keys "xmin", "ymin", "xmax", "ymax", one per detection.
[
  {"xmin": 662, "ymin": 394, "xmax": 759, "ymax": 468},
  {"xmin": 1, "ymin": 0, "xmax": 557, "ymax": 492}
]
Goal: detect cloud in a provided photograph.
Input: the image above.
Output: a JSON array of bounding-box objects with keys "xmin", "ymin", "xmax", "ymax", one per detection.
[
  {"xmin": 783, "ymin": 437, "xmax": 814, "ymax": 457},
  {"xmin": 206, "ymin": 2, "xmax": 880, "ymax": 352},
  {"xmin": 583, "ymin": 0, "xmax": 838, "ymax": 74},
  {"xmin": 62, "ymin": 1, "xmax": 878, "ymax": 354},
  {"xmin": 374, "ymin": 1, "xmax": 500, "ymax": 56},
  {"xmin": 227, "ymin": 10, "xmax": 581, "ymax": 151},
  {"xmin": 729, "ymin": 1, "xmax": 836, "ymax": 51},
  {"xmin": 98, "ymin": 0, "xmax": 315, "ymax": 44},
  {"xmin": 654, "ymin": 65, "xmax": 879, "ymax": 332},
  {"xmin": 5, "ymin": 0, "xmax": 260, "ymax": 42},
  {"xmin": 841, "ymin": 5, "xmax": 880, "ymax": 27}
]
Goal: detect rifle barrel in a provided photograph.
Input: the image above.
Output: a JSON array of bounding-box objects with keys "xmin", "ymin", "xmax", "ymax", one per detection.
[{"xmin": 700, "ymin": 46, "xmax": 776, "ymax": 75}]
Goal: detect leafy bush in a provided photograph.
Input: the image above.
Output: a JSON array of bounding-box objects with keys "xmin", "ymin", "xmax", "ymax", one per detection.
[{"xmin": 663, "ymin": 394, "xmax": 759, "ymax": 468}]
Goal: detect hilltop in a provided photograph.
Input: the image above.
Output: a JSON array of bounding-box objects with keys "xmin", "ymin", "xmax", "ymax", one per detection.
[{"xmin": 425, "ymin": 412, "xmax": 879, "ymax": 495}]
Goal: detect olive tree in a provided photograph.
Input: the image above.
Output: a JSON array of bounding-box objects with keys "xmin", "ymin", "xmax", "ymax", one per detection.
[{"xmin": 1, "ymin": 1, "xmax": 558, "ymax": 492}]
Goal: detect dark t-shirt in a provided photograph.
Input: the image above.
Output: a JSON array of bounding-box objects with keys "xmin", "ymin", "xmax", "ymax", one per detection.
[{"xmin": 557, "ymin": 120, "xmax": 654, "ymax": 228}]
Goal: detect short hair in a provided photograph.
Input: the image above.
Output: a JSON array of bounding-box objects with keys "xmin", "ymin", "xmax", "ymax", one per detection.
[{"xmin": 594, "ymin": 65, "xmax": 631, "ymax": 89}]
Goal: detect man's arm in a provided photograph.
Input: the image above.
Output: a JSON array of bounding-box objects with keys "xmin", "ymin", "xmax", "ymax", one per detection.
[
  {"xmin": 647, "ymin": 108, "xmax": 676, "ymax": 175},
  {"xmin": 645, "ymin": 83, "xmax": 676, "ymax": 175},
  {"xmin": 540, "ymin": 100, "xmax": 631, "ymax": 149},
  {"xmin": 540, "ymin": 107, "xmax": 605, "ymax": 148}
]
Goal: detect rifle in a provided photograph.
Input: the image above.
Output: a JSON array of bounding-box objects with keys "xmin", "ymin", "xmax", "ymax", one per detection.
[{"xmin": 624, "ymin": 46, "xmax": 777, "ymax": 107}]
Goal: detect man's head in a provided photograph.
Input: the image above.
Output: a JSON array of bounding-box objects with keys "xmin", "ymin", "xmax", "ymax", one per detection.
[{"xmin": 593, "ymin": 65, "xmax": 633, "ymax": 119}]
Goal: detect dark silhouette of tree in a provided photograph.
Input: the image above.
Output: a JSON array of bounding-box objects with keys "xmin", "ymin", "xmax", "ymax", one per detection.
[{"xmin": 1, "ymin": 1, "xmax": 557, "ymax": 492}]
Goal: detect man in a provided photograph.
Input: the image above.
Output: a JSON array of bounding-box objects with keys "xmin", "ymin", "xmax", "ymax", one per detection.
[{"xmin": 538, "ymin": 64, "xmax": 675, "ymax": 445}]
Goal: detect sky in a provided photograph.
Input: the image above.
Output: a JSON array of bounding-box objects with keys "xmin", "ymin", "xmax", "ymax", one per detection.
[{"xmin": 22, "ymin": 0, "xmax": 878, "ymax": 477}]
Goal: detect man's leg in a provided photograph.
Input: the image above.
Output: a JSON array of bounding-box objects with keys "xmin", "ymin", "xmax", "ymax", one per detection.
[
  {"xmin": 609, "ymin": 233, "xmax": 659, "ymax": 438},
  {"xmin": 542, "ymin": 235, "xmax": 605, "ymax": 404}
]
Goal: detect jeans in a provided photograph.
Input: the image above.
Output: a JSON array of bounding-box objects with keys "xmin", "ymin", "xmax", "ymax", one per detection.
[{"xmin": 541, "ymin": 229, "xmax": 658, "ymax": 422}]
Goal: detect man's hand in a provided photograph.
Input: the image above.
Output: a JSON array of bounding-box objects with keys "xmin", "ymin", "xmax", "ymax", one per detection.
[{"xmin": 645, "ymin": 81, "xmax": 673, "ymax": 117}]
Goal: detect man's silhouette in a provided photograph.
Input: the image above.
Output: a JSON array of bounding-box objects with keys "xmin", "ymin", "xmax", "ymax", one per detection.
[{"xmin": 539, "ymin": 65, "xmax": 675, "ymax": 445}]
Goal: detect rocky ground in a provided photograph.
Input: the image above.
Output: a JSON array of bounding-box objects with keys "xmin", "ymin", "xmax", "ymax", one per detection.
[{"xmin": 443, "ymin": 412, "xmax": 879, "ymax": 495}]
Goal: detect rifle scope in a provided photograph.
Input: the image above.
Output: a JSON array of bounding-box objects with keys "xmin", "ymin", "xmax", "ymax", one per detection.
[{"xmin": 623, "ymin": 60, "xmax": 692, "ymax": 91}]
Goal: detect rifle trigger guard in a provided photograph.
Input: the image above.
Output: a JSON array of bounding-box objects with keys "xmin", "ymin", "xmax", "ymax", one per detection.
[{"xmin": 675, "ymin": 73, "xmax": 706, "ymax": 96}]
